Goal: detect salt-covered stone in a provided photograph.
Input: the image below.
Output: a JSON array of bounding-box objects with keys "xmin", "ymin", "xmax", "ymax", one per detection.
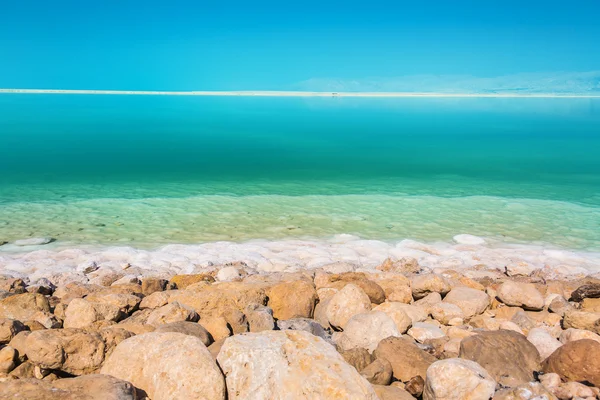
[
  {"xmin": 336, "ymin": 311, "xmax": 400, "ymax": 352},
  {"xmin": 423, "ymin": 358, "xmax": 496, "ymax": 400}
]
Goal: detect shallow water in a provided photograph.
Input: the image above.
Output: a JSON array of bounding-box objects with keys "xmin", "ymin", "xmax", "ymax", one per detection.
[{"xmin": 1, "ymin": 95, "xmax": 599, "ymax": 250}]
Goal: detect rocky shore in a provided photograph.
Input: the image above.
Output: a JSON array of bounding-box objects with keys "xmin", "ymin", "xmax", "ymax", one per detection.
[{"xmin": 1, "ymin": 236, "xmax": 600, "ymax": 399}]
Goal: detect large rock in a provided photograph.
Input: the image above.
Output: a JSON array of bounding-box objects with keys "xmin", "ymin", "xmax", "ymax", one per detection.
[
  {"xmin": 0, "ymin": 374, "xmax": 137, "ymax": 400},
  {"xmin": 317, "ymin": 272, "xmax": 386, "ymax": 304},
  {"xmin": 0, "ymin": 345, "xmax": 17, "ymax": 373},
  {"xmin": 373, "ymin": 336, "xmax": 437, "ymax": 382},
  {"xmin": 170, "ymin": 273, "xmax": 215, "ymax": 289},
  {"xmin": 146, "ymin": 302, "xmax": 199, "ymax": 326},
  {"xmin": 443, "ymin": 287, "xmax": 489, "ymax": 319},
  {"xmin": 0, "ymin": 293, "xmax": 50, "ymax": 321},
  {"xmin": 526, "ymin": 328, "xmax": 562, "ymax": 360},
  {"xmin": 24, "ymin": 328, "xmax": 106, "ymax": 375},
  {"xmin": 268, "ymin": 280, "xmax": 318, "ymax": 320},
  {"xmin": 496, "ymin": 282, "xmax": 544, "ymax": 311},
  {"xmin": 423, "ymin": 358, "xmax": 496, "ymax": 400},
  {"xmin": 336, "ymin": 311, "xmax": 400, "ymax": 352},
  {"xmin": 0, "ymin": 318, "xmax": 27, "ymax": 343},
  {"xmin": 562, "ymin": 310, "xmax": 600, "ymax": 334},
  {"xmin": 459, "ymin": 330, "xmax": 541, "ymax": 387},
  {"xmin": 217, "ymin": 330, "xmax": 378, "ymax": 399},
  {"xmin": 541, "ymin": 339, "xmax": 600, "ymax": 387},
  {"xmin": 64, "ymin": 298, "xmax": 123, "ymax": 328},
  {"xmin": 372, "ymin": 302, "xmax": 413, "ymax": 333},
  {"xmin": 326, "ymin": 283, "xmax": 372, "ymax": 330},
  {"xmin": 154, "ymin": 321, "xmax": 213, "ymax": 346},
  {"xmin": 102, "ymin": 332, "xmax": 225, "ymax": 400},
  {"xmin": 411, "ymin": 274, "xmax": 452, "ymax": 300}
]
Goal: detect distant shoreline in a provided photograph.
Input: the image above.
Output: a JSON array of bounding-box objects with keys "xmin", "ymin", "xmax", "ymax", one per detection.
[{"xmin": 1, "ymin": 88, "xmax": 600, "ymax": 98}]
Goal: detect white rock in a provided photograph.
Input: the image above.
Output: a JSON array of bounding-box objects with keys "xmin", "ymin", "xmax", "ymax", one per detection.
[
  {"xmin": 14, "ymin": 237, "xmax": 54, "ymax": 246},
  {"xmin": 453, "ymin": 234, "xmax": 486, "ymax": 245},
  {"xmin": 217, "ymin": 330, "xmax": 378, "ymax": 399},
  {"xmin": 336, "ymin": 311, "xmax": 400, "ymax": 353},
  {"xmin": 372, "ymin": 302, "xmax": 413, "ymax": 333},
  {"xmin": 215, "ymin": 267, "xmax": 242, "ymax": 282},
  {"xmin": 102, "ymin": 332, "xmax": 225, "ymax": 400},
  {"xmin": 407, "ymin": 322, "xmax": 445, "ymax": 343},
  {"xmin": 423, "ymin": 358, "xmax": 496, "ymax": 400},
  {"xmin": 527, "ymin": 328, "xmax": 562, "ymax": 360},
  {"xmin": 326, "ymin": 284, "xmax": 372, "ymax": 330},
  {"xmin": 411, "ymin": 274, "xmax": 452, "ymax": 299},
  {"xmin": 443, "ymin": 287, "xmax": 490, "ymax": 319}
]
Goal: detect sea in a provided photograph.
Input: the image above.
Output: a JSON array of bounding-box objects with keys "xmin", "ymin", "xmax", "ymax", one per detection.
[{"xmin": 1, "ymin": 94, "xmax": 599, "ymax": 250}]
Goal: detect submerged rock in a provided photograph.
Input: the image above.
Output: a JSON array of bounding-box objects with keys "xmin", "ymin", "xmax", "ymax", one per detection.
[{"xmin": 13, "ymin": 237, "xmax": 55, "ymax": 246}]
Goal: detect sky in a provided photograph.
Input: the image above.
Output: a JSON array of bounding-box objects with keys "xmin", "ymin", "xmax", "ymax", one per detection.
[{"xmin": 1, "ymin": 0, "xmax": 600, "ymax": 91}]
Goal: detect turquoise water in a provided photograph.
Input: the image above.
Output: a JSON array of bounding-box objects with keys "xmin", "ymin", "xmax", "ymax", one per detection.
[{"xmin": 1, "ymin": 95, "xmax": 599, "ymax": 249}]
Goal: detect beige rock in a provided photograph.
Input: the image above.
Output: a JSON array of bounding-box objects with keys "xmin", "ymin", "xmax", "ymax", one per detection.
[
  {"xmin": 542, "ymin": 339, "xmax": 600, "ymax": 387},
  {"xmin": 0, "ymin": 345, "xmax": 17, "ymax": 373},
  {"xmin": 339, "ymin": 347, "xmax": 373, "ymax": 372},
  {"xmin": 582, "ymin": 297, "xmax": 600, "ymax": 312},
  {"xmin": 387, "ymin": 285, "xmax": 413, "ymax": 303},
  {"xmin": 326, "ymin": 283, "xmax": 372, "ymax": 330},
  {"xmin": 446, "ymin": 326, "xmax": 477, "ymax": 340},
  {"xmin": 414, "ymin": 292, "xmax": 443, "ymax": 313},
  {"xmin": 376, "ymin": 302, "xmax": 427, "ymax": 325},
  {"xmin": 0, "ymin": 318, "xmax": 26, "ymax": 344},
  {"xmin": 372, "ymin": 384, "xmax": 416, "ymax": 400},
  {"xmin": 154, "ymin": 321, "xmax": 212, "ymax": 346},
  {"xmin": 492, "ymin": 382, "xmax": 556, "ymax": 400},
  {"xmin": 497, "ymin": 281, "xmax": 545, "ymax": 311},
  {"xmin": 459, "ymin": 330, "xmax": 541, "ymax": 387},
  {"xmin": 527, "ymin": 328, "xmax": 562, "ymax": 360},
  {"xmin": 360, "ymin": 358, "xmax": 393, "ymax": 385},
  {"xmin": 510, "ymin": 310, "xmax": 536, "ymax": 334},
  {"xmin": 146, "ymin": 301, "xmax": 199, "ymax": 326},
  {"xmin": 170, "ymin": 273, "xmax": 215, "ymax": 289},
  {"xmin": 64, "ymin": 298, "xmax": 123, "ymax": 329},
  {"xmin": 407, "ymin": 322, "xmax": 445, "ymax": 343},
  {"xmin": 538, "ymin": 372, "xmax": 562, "ymax": 389},
  {"xmin": 554, "ymin": 381, "xmax": 597, "ymax": 399},
  {"xmin": 102, "ymin": 332, "xmax": 225, "ymax": 400},
  {"xmin": 245, "ymin": 303, "xmax": 275, "ymax": 332},
  {"xmin": 98, "ymin": 326, "xmax": 135, "ymax": 357},
  {"xmin": 411, "ymin": 274, "xmax": 452, "ymax": 300},
  {"xmin": 373, "ymin": 336, "xmax": 437, "ymax": 382},
  {"xmin": 319, "ymin": 272, "xmax": 386, "ymax": 304},
  {"xmin": 562, "ymin": 310, "xmax": 600, "ymax": 334},
  {"xmin": 444, "ymin": 287, "xmax": 490, "ymax": 319},
  {"xmin": 217, "ymin": 330, "xmax": 378, "ymax": 399},
  {"xmin": 372, "ymin": 302, "xmax": 413, "ymax": 333},
  {"xmin": 431, "ymin": 303, "xmax": 465, "ymax": 325},
  {"xmin": 499, "ymin": 320, "xmax": 524, "ymax": 335},
  {"xmin": 423, "ymin": 358, "xmax": 496, "ymax": 400},
  {"xmin": 376, "ymin": 257, "xmax": 420, "ymax": 274},
  {"xmin": 336, "ymin": 311, "xmax": 400, "ymax": 352},
  {"xmin": 141, "ymin": 277, "xmax": 168, "ymax": 295},
  {"xmin": 0, "ymin": 293, "xmax": 50, "ymax": 321},
  {"xmin": 268, "ymin": 280, "xmax": 318, "ymax": 320},
  {"xmin": 85, "ymin": 292, "xmax": 141, "ymax": 314},
  {"xmin": 200, "ymin": 316, "xmax": 231, "ymax": 341},
  {"xmin": 443, "ymin": 338, "xmax": 462, "ymax": 355},
  {"xmin": 24, "ymin": 328, "xmax": 106, "ymax": 375},
  {"xmin": 559, "ymin": 328, "xmax": 600, "ymax": 344},
  {"xmin": 139, "ymin": 290, "xmax": 172, "ymax": 309},
  {"xmin": 548, "ymin": 296, "xmax": 573, "ymax": 316},
  {"xmin": 0, "ymin": 374, "xmax": 138, "ymax": 400},
  {"xmin": 8, "ymin": 360, "xmax": 35, "ymax": 379}
]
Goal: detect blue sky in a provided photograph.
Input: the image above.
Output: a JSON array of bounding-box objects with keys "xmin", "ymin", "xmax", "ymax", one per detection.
[{"xmin": 1, "ymin": 0, "xmax": 599, "ymax": 91}]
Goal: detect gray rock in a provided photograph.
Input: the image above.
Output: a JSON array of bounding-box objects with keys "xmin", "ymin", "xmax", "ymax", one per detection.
[{"xmin": 277, "ymin": 317, "xmax": 331, "ymax": 341}]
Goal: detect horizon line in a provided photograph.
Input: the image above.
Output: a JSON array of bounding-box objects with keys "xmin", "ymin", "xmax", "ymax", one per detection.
[{"xmin": 1, "ymin": 89, "xmax": 600, "ymax": 98}]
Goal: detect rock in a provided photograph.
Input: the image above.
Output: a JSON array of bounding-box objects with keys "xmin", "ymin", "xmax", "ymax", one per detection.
[
  {"xmin": 216, "ymin": 266, "xmax": 242, "ymax": 282},
  {"xmin": 64, "ymin": 298, "xmax": 123, "ymax": 329},
  {"xmin": 373, "ymin": 336, "xmax": 437, "ymax": 382},
  {"xmin": 0, "ymin": 293, "xmax": 50, "ymax": 321},
  {"xmin": 387, "ymin": 285, "xmax": 413, "ymax": 303},
  {"xmin": 372, "ymin": 385, "xmax": 416, "ymax": 400},
  {"xmin": 360, "ymin": 358, "xmax": 393, "ymax": 385},
  {"xmin": 326, "ymin": 283, "xmax": 372, "ymax": 330},
  {"xmin": 559, "ymin": 328, "xmax": 600, "ymax": 344},
  {"xmin": 431, "ymin": 303, "xmax": 465, "ymax": 325},
  {"xmin": 0, "ymin": 318, "xmax": 27, "ymax": 344},
  {"xmin": 170, "ymin": 273, "xmax": 215, "ymax": 289},
  {"xmin": 499, "ymin": 320, "xmax": 524, "ymax": 335},
  {"xmin": 339, "ymin": 347, "xmax": 374, "ymax": 372},
  {"xmin": 200, "ymin": 316, "xmax": 231, "ymax": 341},
  {"xmin": 453, "ymin": 234, "xmax": 486, "ymax": 245},
  {"xmin": 527, "ymin": 328, "xmax": 562, "ymax": 360},
  {"xmin": 505, "ymin": 261, "xmax": 538, "ymax": 277},
  {"xmin": 24, "ymin": 328, "xmax": 106, "ymax": 375},
  {"xmin": 154, "ymin": 321, "xmax": 213, "ymax": 346},
  {"xmin": 492, "ymin": 382, "xmax": 556, "ymax": 400},
  {"xmin": 277, "ymin": 317, "xmax": 330, "ymax": 341},
  {"xmin": 553, "ymin": 381, "xmax": 597, "ymax": 399},
  {"xmin": 582, "ymin": 297, "xmax": 600, "ymax": 312},
  {"xmin": 0, "ymin": 345, "xmax": 17, "ymax": 373},
  {"xmin": 268, "ymin": 280, "xmax": 318, "ymax": 320},
  {"xmin": 8, "ymin": 360, "xmax": 35, "ymax": 379},
  {"xmin": 217, "ymin": 330, "xmax": 378, "ymax": 399},
  {"xmin": 459, "ymin": 330, "xmax": 541, "ymax": 387},
  {"xmin": 548, "ymin": 296, "xmax": 573, "ymax": 316},
  {"xmin": 510, "ymin": 310, "xmax": 536, "ymax": 334},
  {"xmin": 141, "ymin": 277, "xmax": 168, "ymax": 295},
  {"xmin": 14, "ymin": 237, "xmax": 54, "ymax": 246},
  {"xmin": 539, "ymin": 372, "xmax": 562, "ymax": 390},
  {"xmin": 139, "ymin": 290, "xmax": 171, "ymax": 309},
  {"xmin": 336, "ymin": 311, "xmax": 400, "ymax": 352},
  {"xmin": 376, "ymin": 257, "xmax": 420, "ymax": 274},
  {"xmin": 562, "ymin": 310, "xmax": 600, "ymax": 334},
  {"xmin": 85, "ymin": 292, "xmax": 141, "ymax": 314},
  {"xmin": 102, "ymin": 332, "xmax": 225, "ymax": 400},
  {"xmin": 208, "ymin": 338, "xmax": 226, "ymax": 359},
  {"xmin": 372, "ymin": 302, "xmax": 413, "ymax": 333},
  {"xmin": 407, "ymin": 322, "xmax": 445, "ymax": 343},
  {"xmin": 99, "ymin": 326, "xmax": 135, "ymax": 357},
  {"xmin": 570, "ymin": 283, "xmax": 600, "ymax": 302},
  {"xmin": 542, "ymin": 339, "xmax": 600, "ymax": 387},
  {"xmin": 0, "ymin": 374, "xmax": 138, "ymax": 400},
  {"xmin": 245, "ymin": 303, "xmax": 275, "ymax": 332},
  {"xmin": 146, "ymin": 301, "xmax": 199, "ymax": 326},
  {"xmin": 414, "ymin": 292, "xmax": 443, "ymax": 313},
  {"xmin": 411, "ymin": 274, "xmax": 452, "ymax": 300},
  {"xmin": 405, "ymin": 375, "xmax": 425, "ymax": 397},
  {"xmin": 319, "ymin": 272, "xmax": 386, "ymax": 304},
  {"xmin": 423, "ymin": 358, "xmax": 496, "ymax": 400},
  {"xmin": 497, "ymin": 282, "xmax": 545, "ymax": 311},
  {"xmin": 444, "ymin": 287, "xmax": 490, "ymax": 319}
]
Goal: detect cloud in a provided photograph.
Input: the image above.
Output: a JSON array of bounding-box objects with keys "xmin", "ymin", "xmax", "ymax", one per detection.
[{"xmin": 294, "ymin": 71, "xmax": 600, "ymax": 94}]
